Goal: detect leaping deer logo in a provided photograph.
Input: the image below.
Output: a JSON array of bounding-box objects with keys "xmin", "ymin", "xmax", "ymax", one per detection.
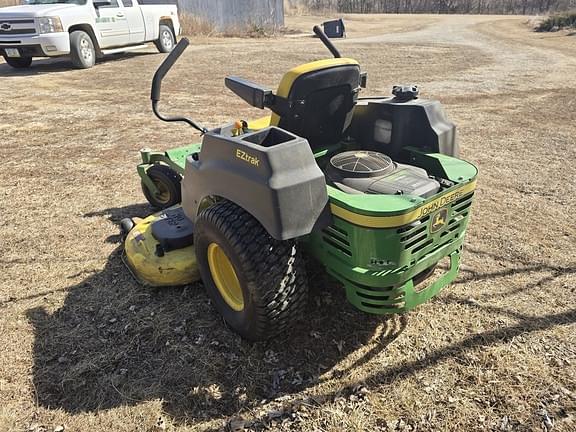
[{"xmin": 430, "ymin": 208, "xmax": 448, "ymax": 233}]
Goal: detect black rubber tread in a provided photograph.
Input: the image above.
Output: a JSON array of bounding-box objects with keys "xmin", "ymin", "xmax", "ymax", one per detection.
[
  {"xmin": 154, "ymin": 24, "xmax": 175, "ymax": 53},
  {"xmin": 141, "ymin": 164, "xmax": 182, "ymax": 210},
  {"xmin": 69, "ymin": 30, "xmax": 95, "ymax": 69},
  {"xmin": 194, "ymin": 200, "xmax": 308, "ymax": 341},
  {"xmin": 4, "ymin": 56, "xmax": 32, "ymax": 69}
]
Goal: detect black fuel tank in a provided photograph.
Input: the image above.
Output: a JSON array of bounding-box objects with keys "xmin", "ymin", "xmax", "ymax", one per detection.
[{"xmin": 350, "ymin": 96, "xmax": 458, "ymax": 159}]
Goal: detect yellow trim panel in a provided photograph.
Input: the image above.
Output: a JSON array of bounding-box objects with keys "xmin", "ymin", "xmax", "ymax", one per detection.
[
  {"xmin": 247, "ymin": 115, "xmax": 271, "ymax": 130},
  {"xmin": 330, "ymin": 180, "xmax": 477, "ymax": 228}
]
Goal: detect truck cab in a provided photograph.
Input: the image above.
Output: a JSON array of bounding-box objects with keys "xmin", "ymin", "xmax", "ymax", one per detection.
[{"xmin": 0, "ymin": 0, "xmax": 180, "ymax": 69}]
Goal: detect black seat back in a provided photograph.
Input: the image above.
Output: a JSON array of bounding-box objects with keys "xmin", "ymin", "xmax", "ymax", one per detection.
[{"xmin": 272, "ymin": 60, "xmax": 362, "ymax": 150}]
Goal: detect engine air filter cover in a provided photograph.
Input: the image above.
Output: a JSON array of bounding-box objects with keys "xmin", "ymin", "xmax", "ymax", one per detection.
[
  {"xmin": 326, "ymin": 150, "xmax": 441, "ymax": 198},
  {"xmin": 329, "ymin": 151, "xmax": 395, "ymax": 178}
]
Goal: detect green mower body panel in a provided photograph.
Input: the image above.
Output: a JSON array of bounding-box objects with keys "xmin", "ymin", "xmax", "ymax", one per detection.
[{"xmin": 164, "ymin": 144, "xmax": 202, "ymax": 169}]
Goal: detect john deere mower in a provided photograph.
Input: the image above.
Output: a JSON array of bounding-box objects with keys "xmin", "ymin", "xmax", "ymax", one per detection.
[{"xmin": 122, "ymin": 26, "xmax": 477, "ymax": 341}]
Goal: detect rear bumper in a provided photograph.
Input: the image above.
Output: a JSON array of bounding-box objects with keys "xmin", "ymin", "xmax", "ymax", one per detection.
[
  {"xmin": 0, "ymin": 32, "xmax": 69, "ymax": 57},
  {"xmin": 330, "ymin": 238, "xmax": 464, "ymax": 314}
]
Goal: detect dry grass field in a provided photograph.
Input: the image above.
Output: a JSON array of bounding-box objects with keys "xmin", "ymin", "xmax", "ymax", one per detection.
[{"xmin": 1, "ymin": 13, "xmax": 575, "ymax": 432}]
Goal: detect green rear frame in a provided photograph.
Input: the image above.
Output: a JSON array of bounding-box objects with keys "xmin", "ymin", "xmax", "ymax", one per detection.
[{"xmin": 306, "ymin": 148, "xmax": 477, "ymax": 314}]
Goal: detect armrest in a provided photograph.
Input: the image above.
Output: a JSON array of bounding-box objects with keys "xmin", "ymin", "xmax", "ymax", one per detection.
[{"xmin": 225, "ymin": 76, "xmax": 275, "ymax": 109}]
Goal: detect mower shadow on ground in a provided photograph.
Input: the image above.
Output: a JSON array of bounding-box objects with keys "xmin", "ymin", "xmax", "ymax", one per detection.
[
  {"xmin": 288, "ymin": 250, "xmax": 576, "ymax": 424},
  {"xmin": 25, "ymin": 228, "xmax": 405, "ymax": 424},
  {"xmin": 84, "ymin": 203, "xmax": 152, "ymax": 222},
  {"xmin": 84, "ymin": 203, "xmax": 151, "ymax": 243},
  {"xmin": 456, "ymin": 246, "xmax": 576, "ymax": 300},
  {"xmin": 24, "ymin": 231, "xmax": 576, "ymax": 425},
  {"xmin": 0, "ymin": 51, "xmax": 155, "ymax": 77}
]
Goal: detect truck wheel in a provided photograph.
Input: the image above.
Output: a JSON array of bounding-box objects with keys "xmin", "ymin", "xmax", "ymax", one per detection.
[
  {"xmin": 3, "ymin": 56, "xmax": 32, "ymax": 69},
  {"xmin": 141, "ymin": 164, "xmax": 182, "ymax": 209},
  {"xmin": 70, "ymin": 30, "xmax": 96, "ymax": 69},
  {"xmin": 194, "ymin": 200, "xmax": 308, "ymax": 341},
  {"xmin": 154, "ymin": 24, "xmax": 175, "ymax": 53}
]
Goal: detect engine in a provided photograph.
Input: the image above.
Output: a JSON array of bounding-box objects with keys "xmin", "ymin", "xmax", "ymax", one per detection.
[{"xmin": 326, "ymin": 150, "xmax": 440, "ymax": 198}]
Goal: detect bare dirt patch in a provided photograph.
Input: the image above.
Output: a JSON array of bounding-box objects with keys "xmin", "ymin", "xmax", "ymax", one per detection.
[{"xmin": 0, "ymin": 15, "xmax": 575, "ymax": 432}]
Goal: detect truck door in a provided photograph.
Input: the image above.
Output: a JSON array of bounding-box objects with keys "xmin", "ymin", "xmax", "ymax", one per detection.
[
  {"xmin": 120, "ymin": 0, "xmax": 145, "ymax": 43},
  {"xmin": 94, "ymin": 0, "xmax": 130, "ymax": 48}
]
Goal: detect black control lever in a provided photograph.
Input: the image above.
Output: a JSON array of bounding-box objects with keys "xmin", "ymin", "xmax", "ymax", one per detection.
[
  {"xmin": 313, "ymin": 25, "xmax": 342, "ymax": 58},
  {"xmin": 151, "ymin": 38, "xmax": 207, "ymax": 134}
]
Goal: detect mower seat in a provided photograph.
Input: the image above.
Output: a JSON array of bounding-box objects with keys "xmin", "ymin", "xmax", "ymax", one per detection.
[
  {"xmin": 226, "ymin": 58, "xmax": 363, "ymax": 151},
  {"xmin": 271, "ymin": 58, "xmax": 363, "ymax": 150}
]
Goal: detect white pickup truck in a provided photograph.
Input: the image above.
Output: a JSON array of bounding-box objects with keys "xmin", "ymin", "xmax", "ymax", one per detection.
[{"xmin": 0, "ymin": 0, "xmax": 180, "ymax": 69}]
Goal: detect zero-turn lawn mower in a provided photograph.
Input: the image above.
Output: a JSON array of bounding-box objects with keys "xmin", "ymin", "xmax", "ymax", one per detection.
[{"xmin": 121, "ymin": 26, "xmax": 478, "ymax": 341}]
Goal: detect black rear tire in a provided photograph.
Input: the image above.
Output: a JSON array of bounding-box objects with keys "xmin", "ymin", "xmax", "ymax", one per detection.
[
  {"xmin": 141, "ymin": 164, "xmax": 182, "ymax": 210},
  {"xmin": 194, "ymin": 200, "xmax": 308, "ymax": 341},
  {"xmin": 4, "ymin": 56, "xmax": 32, "ymax": 69},
  {"xmin": 70, "ymin": 30, "xmax": 96, "ymax": 69}
]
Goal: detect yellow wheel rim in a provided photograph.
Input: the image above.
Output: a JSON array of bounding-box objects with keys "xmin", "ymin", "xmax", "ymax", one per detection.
[{"xmin": 207, "ymin": 243, "xmax": 244, "ymax": 311}]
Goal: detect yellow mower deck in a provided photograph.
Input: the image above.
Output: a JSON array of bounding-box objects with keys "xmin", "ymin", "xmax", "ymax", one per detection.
[{"xmin": 123, "ymin": 211, "xmax": 200, "ymax": 286}]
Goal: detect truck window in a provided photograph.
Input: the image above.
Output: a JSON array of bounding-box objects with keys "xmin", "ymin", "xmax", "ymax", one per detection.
[
  {"xmin": 24, "ymin": 0, "xmax": 87, "ymax": 4},
  {"xmin": 96, "ymin": 0, "xmax": 120, "ymax": 8},
  {"xmin": 121, "ymin": 0, "xmax": 134, "ymax": 6}
]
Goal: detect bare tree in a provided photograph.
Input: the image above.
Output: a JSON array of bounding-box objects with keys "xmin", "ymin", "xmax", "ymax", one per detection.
[{"xmin": 287, "ymin": 0, "xmax": 575, "ymax": 14}]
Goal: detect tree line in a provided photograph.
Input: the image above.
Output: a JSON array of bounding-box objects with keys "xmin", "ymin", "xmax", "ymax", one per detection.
[{"xmin": 286, "ymin": 0, "xmax": 576, "ymax": 14}]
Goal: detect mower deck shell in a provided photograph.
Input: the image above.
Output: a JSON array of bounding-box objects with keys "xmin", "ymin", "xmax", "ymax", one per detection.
[{"xmin": 124, "ymin": 211, "xmax": 200, "ymax": 287}]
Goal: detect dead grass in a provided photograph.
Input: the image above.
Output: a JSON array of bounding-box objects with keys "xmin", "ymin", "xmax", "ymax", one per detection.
[
  {"xmin": 0, "ymin": 0, "xmax": 18, "ymax": 6},
  {"xmin": 179, "ymin": 12, "xmax": 279, "ymax": 38},
  {"xmin": 0, "ymin": 14, "xmax": 575, "ymax": 432},
  {"xmin": 179, "ymin": 12, "xmax": 217, "ymax": 37},
  {"xmin": 284, "ymin": 2, "xmax": 324, "ymax": 16}
]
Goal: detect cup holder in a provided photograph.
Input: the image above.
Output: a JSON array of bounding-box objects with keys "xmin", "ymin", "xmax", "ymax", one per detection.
[{"xmin": 242, "ymin": 126, "xmax": 296, "ymax": 148}]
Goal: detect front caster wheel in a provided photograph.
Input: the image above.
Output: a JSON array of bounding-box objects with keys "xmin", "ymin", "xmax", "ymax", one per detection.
[
  {"xmin": 194, "ymin": 200, "xmax": 308, "ymax": 341},
  {"xmin": 141, "ymin": 164, "xmax": 182, "ymax": 210}
]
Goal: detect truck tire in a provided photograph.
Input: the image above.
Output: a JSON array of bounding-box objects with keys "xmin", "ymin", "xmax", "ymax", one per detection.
[
  {"xmin": 3, "ymin": 56, "xmax": 32, "ymax": 69},
  {"xmin": 154, "ymin": 24, "xmax": 175, "ymax": 53},
  {"xmin": 141, "ymin": 164, "xmax": 182, "ymax": 209},
  {"xmin": 194, "ymin": 200, "xmax": 308, "ymax": 341},
  {"xmin": 70, "ymin": 30, "xmax": 96, "ymax": 69}
]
